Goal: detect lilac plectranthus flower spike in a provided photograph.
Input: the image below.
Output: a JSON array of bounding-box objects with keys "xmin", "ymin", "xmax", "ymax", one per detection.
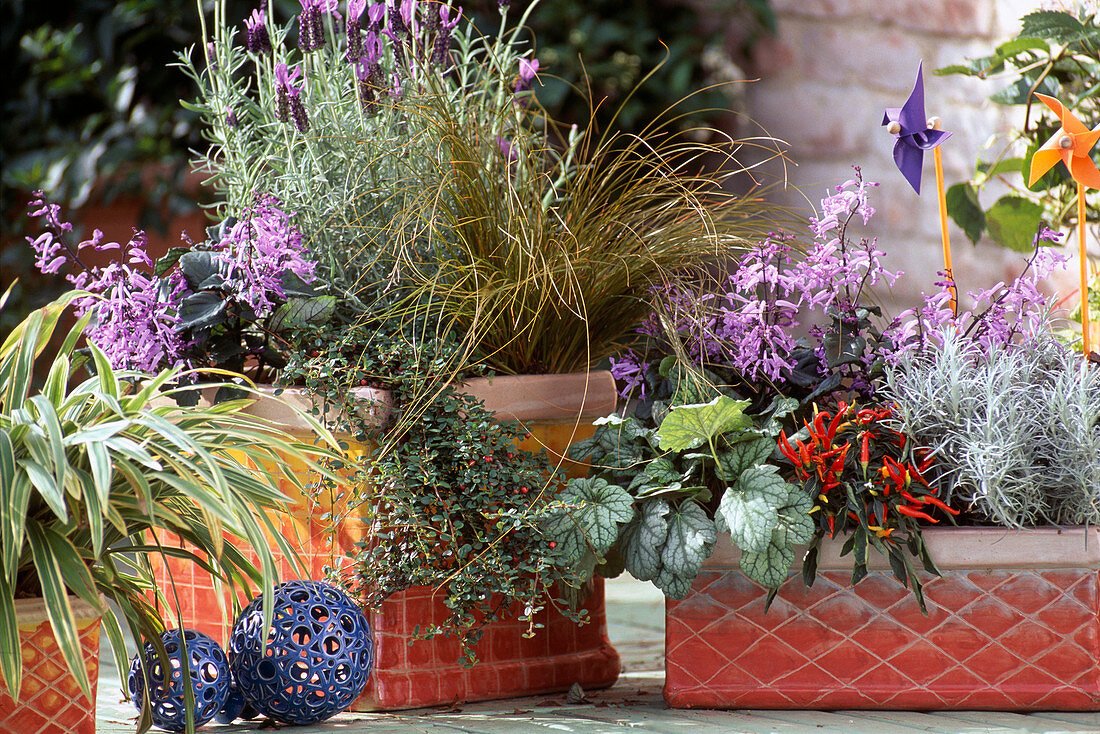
[
  {"xmin": 244, "ymin": 7, "xmax": 271, "ymax": 54},
  {"xmin": 215, "ymin": 193, "xmax": 316, "ymax": 318},
  {"xmin": 882, "ymin": 61, "xmax": 951, "ymax": 195}
]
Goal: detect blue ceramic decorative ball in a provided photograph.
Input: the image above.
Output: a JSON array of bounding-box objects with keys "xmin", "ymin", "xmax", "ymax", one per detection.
[
  {"xmin": 229, "ymin": 580, "xmax": 374, "ymax": 724},
  {"xmin": 126, "ymin": 629, "xmax": 231, "ymax": 731}
]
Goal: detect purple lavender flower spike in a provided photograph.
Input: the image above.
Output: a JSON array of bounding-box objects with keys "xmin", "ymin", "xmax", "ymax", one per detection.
[
  {"xmin": 516, "ymin": 58, "xmax": 539, "ymax": 93},
  {"xmin": 882, "ymin": 61, "xmax": 951, "ymax": 195},
  {"xmin": 433, "ymin": 5, "xmax": 462, "ymax": 67},
  {"xmin": 298, "ymin": 0, "xmax": 324, "ymax": 51},
  {"xmin": 367, "ymin": 2, "xmax": 385, "ymax": 31},
  {"xmin": 244, "ymin": 7, "xmax": 271, "ymax": 54},
  {"xmin": 347, "ymin": 0, "xmax": 367, "ymax": 61}
]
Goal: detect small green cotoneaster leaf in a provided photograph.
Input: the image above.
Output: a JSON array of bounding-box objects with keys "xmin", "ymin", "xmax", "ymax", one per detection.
[{"xmin": 657, "ymin": 395, "xmax": 752, "ymax": 452}]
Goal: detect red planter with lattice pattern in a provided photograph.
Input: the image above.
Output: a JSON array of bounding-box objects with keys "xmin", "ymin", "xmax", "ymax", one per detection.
[
  {"xmin": 153, "ymin": 373, "xmax": 621, "ymax": 711},
  {"xmin": 0, "ymin": 596, "xmax": 103, "ymax": 734},
  {"xmin": 665, "ymin": 528, "xmax": 1100, "ymax": 710}
]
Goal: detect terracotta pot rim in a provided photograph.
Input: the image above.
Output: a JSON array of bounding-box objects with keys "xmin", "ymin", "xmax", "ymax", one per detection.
[
  {"xmin": 14, "ymin": 595, "xmax": 105, "ymax": 626},
  {"xmin": 705, "ymin": 526, "xmax": 1100, "ymax": 571},
  {"xmin": 186, "ymin": 370, "xmax": 618, "ymax": 430}
]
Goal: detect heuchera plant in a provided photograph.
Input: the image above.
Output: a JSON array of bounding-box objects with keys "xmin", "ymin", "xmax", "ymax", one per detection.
[{"xmin": 25, "ymin": 190, "xmax": 331, "ymax": 395}]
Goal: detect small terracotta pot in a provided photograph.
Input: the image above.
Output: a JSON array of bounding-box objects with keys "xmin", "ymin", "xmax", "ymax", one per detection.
[
  {"xmin": 665, "ymin": 527, "xmax": 1100, "ymax": 711},
  {"xmin": 0, "ymin": 596, "xmax": 103, "ymax": 734}
]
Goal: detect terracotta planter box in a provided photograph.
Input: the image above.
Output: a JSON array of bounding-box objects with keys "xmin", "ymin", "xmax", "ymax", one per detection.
[
  {"xmin": 0, "ymin": 597, "xmax": 103, "ymax": 734},
  {"xmin": 153, "ymin": 371, "xmax": 621, "ymax": 711},
  {"xmin": 665, "ymin": 528, "xmax": 1100, "ymax": 711}
]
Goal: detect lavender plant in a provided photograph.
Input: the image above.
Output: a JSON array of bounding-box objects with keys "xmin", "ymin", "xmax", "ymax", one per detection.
[{"xmin": 180, "ymin": 0, "xmax": 548, "ymax": 315}]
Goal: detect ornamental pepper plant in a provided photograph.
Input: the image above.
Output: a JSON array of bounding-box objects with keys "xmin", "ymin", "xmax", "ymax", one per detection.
[{"xmin": 780, "ymin": 402, "xmax": 960, "ymax": 610}]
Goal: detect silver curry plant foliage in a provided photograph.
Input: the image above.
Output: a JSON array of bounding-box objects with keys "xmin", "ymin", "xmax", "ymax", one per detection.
[
  {"xmin": 885, "ymin": 327, "xmax": 1100, "ymax": 528},
  {"xmin": 546, "ymin": 374, "xmax": 810, "ymax": 598}
]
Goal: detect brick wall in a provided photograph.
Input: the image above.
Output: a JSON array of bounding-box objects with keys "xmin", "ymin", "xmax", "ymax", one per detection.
[{"xmin": 742, "ymin": 0, "xmax": 1079, "ymax": 311}]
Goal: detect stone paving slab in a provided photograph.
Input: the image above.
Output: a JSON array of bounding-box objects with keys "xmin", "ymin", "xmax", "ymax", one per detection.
[{"xmin": 95, "ymin": 577, "xmax": 1100, "ymax": 734}]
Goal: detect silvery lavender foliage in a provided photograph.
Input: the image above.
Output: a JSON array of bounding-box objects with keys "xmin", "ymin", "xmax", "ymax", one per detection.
[{"xmin": 885, "ymin": 327, "xmax": 1100, "ymax": 528}]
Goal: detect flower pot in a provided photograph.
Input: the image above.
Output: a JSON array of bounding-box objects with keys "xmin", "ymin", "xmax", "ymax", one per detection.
[
  {"xmin": 0, "ymin": 596, "xmax": 103, "ymax": 734},
  {"xmin": 665, "ymin": 528, "xmax": 1100, "ymax": 711},
  {"xmin": 153, "ymin": 371, "xmax": 621, "ymax": 710}
]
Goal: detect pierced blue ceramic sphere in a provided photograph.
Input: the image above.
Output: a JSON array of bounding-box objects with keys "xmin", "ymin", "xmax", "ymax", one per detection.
[
  {"xmin": 229, "ymin": 580, "xmax": 374, "ymax": 724},
  {"xmin": 126, "ymin": 629, "xmax": 231, "ymax": 732}
]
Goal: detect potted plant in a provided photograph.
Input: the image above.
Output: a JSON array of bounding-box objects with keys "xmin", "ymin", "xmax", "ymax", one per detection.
[
  {"xmin": 0, "ymin": 287, "xmax": 338, "ymax": 733},
  {"xmin": 90, "ymin": 0, "xmax": 791, "ymax": 711},
  {"xmin": 548, "ymin": 170, "xmax": 1100, "ymax": 711}
]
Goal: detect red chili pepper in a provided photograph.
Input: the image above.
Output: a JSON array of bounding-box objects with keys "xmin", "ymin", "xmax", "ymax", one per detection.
[
  {"xmin": 797, "ymin": 440, "xmax": 811, "ymax": 467},
  {"xmin": 921, "ymin": 495, "xmax": 961, "ymax": 516},
  {"xmin": 860, "ymin": 432, "xmax": 870, "ymax": 466},
  {"xmin": 900, "ymin": 490, "xmax": 921, "ymax": 504},
  {"xmin": 826, "ymin": 409, "xmax": 845, "ymax": 444},
  {"xmin": 827, "ymin": 514, "xmax": 836, "ymax": 538},
  {"xmin": 778, "ymin": 431, "xmax": 798, "ymax": 464},
  {"xmin": 918, "ymin": 452, "xmax": 935, "ymax": 473},
  {"xmin": 812, "ymin": 412, "xmax": 827, "ymax": 448},
  {"xmin": 896, "ymin": 504, "xmax": 939, "ymax": 523}
]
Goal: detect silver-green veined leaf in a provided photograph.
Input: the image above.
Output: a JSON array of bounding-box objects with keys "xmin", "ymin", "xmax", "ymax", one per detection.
[
  {"xmin": 656, "ymin": 396, "xmax": 753, "ymax": 452},
  {"xmin": 774, "ymin": 488, "xmax": 815, "ymax": 546},
  {"xmin": 740, "ymin": 535, "xmax": 796, "ymax": 589},
  {"xmin": 653, "ymin": 501, "xmax": 717, "ymax": 599},
  {"xmin": 618, "ymin": 499, "xmax": 671, "ymax": 581},
  {"xmin": 717, "ymin": 437, "xmax": 774, "ymax": 482},
  {"xmin": 29, "ymin": 395, "xmax": 68, "ymax": 495},
  {"xmin": 716, "ymin": 465, "xmax": 787, "ymax": 552},
  {"xmin": 544, "ymin": 477, "xmax": 635, "ymax": 565}
]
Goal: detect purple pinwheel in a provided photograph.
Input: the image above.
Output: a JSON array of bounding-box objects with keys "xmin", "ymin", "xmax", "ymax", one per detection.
[{"xmin": 882, "ymin": 61, "xmax": 950, "ymax": 194}]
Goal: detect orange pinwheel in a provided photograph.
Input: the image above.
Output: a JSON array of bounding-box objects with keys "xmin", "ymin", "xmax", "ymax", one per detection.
[{"xmin": 1028, "ymin": 93, "xmax": 1100, "ymax": 189}]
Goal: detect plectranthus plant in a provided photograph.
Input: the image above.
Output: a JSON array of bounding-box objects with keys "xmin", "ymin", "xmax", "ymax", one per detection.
[{"xmin": 24, "ymin": 190, "xmax": 331, "ymax": 394}]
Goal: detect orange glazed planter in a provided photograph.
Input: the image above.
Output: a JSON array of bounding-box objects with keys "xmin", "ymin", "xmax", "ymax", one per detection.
[
  {"xmin": 0, "ymin": 596, "xmax": 103, "ymax": 734},
  {"xmin": 665, "ymin": 528, "xmax": 1100, "ymax": 711},
  {"xmin": 154, "ymin": 371, "xmax": 621, "ymax": 711}
]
